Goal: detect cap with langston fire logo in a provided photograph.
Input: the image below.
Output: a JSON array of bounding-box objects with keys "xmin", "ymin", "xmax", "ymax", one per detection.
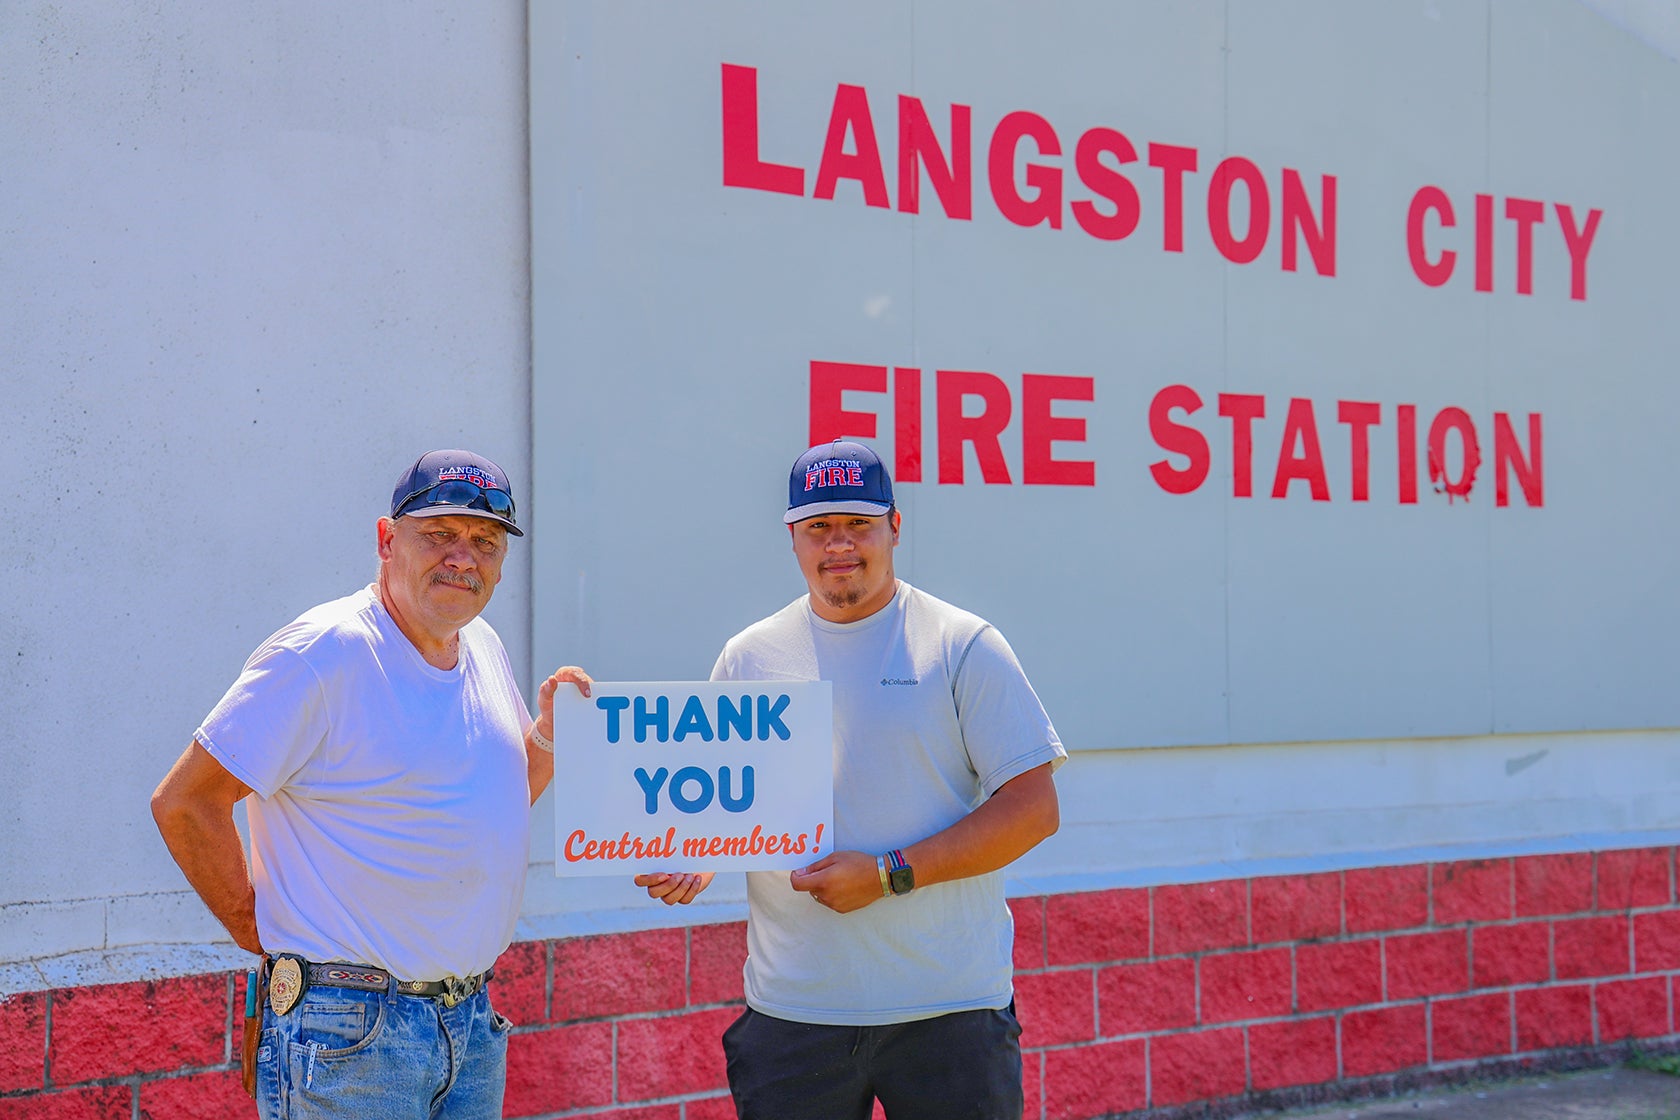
[{"xmin": 784, "ymin": 439, "xmax": 894, "ymax": 524}]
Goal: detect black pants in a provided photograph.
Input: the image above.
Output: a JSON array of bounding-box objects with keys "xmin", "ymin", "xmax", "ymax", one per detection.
[{"xmin": 722, "ymin": 1004, "xmax": 1023, "ymax": 1120}]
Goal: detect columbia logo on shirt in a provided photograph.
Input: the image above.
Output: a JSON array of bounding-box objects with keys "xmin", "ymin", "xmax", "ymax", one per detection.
[{"xmin": 880, "ymin": 677, "xmax": 919, "ymax": 686}]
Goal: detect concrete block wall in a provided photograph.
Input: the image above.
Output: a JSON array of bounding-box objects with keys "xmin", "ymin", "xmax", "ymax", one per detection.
[{"xmin": 2, "ymin": 847, "xmax": 1677, "ymax": 1119}]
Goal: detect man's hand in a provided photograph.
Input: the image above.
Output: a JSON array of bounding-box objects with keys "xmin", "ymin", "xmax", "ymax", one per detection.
[
  {"xmin": 537, "ymin": 665, "xmax": 593, "ymax": 731},
  {"xmin": 151, "ymin": 742, "xmax": 265, "ymax": 955},
  {"xmin": 633, "ymin": 872, "xmax": 714, "ymax": 905},
  {"xmin": 527, "ymin": 665, "xmax": 593, "ymax": 803},
  {"xmin": 789, "ymin": 851, "xmax": 885, "ymax": 914}
]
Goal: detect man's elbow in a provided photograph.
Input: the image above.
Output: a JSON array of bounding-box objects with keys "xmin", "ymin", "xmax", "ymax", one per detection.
[
  {"xmin": 150, "ymin": 781, "xmax": 189, "ymax": 839},
  {"xmin": 1029, "ymin": 789, "xmax": 1060, "ymax": 847}
]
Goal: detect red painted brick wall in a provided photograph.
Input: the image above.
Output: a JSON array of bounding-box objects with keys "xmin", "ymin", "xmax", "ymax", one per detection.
[{"xmin": 2, "ymin": 847, "xmax": 1676, "ymax": 1119}]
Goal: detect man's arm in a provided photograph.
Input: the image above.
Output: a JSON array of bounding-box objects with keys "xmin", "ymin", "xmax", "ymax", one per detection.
[
  {"xmin": 150, "ymin": 742, "xmax": 264, "ymax": 955},
  {"xmin": 789, "ymin": 762, "xmax": 1059, "ymax": 914},
  {"xmin": 526, "ymin": 665, "xmax": 593, "ymax": 804}
]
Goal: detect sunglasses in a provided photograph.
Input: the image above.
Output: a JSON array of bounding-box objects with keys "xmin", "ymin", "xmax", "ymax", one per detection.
[{"xmin": 393, "ymin": 480, "xmax": 517, "ymax": 522}]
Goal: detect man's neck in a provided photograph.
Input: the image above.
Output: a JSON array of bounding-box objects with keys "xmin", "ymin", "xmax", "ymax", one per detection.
[{"xmin": 377, "ymin": 574, "xmax": 460, "ymax": 669}]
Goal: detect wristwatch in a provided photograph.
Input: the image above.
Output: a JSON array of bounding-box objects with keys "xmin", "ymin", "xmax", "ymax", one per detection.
[{"xmin": 886, "ymin": 849, "xmax": 914, "ymax": 895}]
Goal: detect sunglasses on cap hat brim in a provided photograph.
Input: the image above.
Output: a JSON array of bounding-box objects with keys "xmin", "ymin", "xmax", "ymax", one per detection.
[{"xmin": 393, "ymin": 480, "xmax": 522, "ymax": 534}]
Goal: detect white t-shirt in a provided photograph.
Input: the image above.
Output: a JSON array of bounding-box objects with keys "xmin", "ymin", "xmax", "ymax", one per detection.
[
  {"xmin": 712, "ymin": 581, "xmax": 1067, "ymax": 1025},
  {"xmin": 196, "ymin": 585, "xmax": 533, "ymax": 981}
]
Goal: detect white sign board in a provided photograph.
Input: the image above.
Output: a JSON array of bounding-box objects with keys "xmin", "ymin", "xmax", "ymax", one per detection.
[
  {"xmin": 531, "ymin": 2, "xmax": 1680, "ymax": 751},
  {"xmin": 552, "ymin": 682, "xmax": 834, "ymax": 875}
]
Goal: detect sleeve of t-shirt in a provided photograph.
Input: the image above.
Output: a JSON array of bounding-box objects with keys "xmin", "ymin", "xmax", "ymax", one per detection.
[
  {"xmin": 195, "ymin": 644, "xmax": 330, "ymax": 800},
  {"xmin": 951, "ymin": 625, "xmax": 1068, "ymax": 798},
  {"xmin": 709, "ymin": 646, "xmax": 732, "ymax": 682}
]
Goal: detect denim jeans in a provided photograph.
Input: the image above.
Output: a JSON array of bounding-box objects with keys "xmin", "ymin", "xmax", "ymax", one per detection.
[{"xmin": 255, "ymin": 982, "xmax": 511, "ymax": 1119}]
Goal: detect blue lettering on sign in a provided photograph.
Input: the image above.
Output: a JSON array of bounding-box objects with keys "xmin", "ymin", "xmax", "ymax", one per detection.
[
  {"xmin": 756, "ymin": 694, "xmax": 791, "ymax": 740},
  {"xmin": 674, "ymin": 695, "xmax": 714, "ymax": 741},
  {"xmin": 596, "ymin": 693, "xmax": 793, "ymax": 743},
  {"xmin": 633, "ymin": 765, "xmax": 756, "ymax": 814},
  {"xmin": 717, "ymin": 694, "xmax": 751, "ymax": 741},
  {"xmin": 597, "ymin": 696, "xmax": 631, "ymax": 742},
  {"xmin": 633, "ymin": 766, "xmax": 669, "ymax": 813},
  {"xmin": 634, "ymin": 695, "xmax": 669, "ymax": 742}
]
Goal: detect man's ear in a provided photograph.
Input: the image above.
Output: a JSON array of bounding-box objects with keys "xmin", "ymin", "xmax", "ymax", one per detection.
[
  {"xmin": 890, "ymin": 508, "xmax": 902, "ymax": 542},
  {"xmin": 376, "ymin": 517, "xmax": 396, "ymax": 560}
]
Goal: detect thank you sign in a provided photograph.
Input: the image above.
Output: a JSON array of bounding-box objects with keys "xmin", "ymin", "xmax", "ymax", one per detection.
[{"xmin": 552, "ymin": 682, "xmax": 834, "ymax": 875}]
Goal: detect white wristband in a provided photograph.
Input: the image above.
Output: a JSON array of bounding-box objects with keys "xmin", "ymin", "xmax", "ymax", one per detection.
[{"xmin": 529, "ymin": 724, "xmax": 555, "ymax": 754}]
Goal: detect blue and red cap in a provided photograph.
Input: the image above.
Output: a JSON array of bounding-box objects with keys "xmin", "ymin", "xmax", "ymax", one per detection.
[
  {"xmin": 784, "ymin": 439, "xmax": 894, "ymax": 524},
  {"xmin": 390, "ymin": 449, "xmax": 522, "ymax": 536}
]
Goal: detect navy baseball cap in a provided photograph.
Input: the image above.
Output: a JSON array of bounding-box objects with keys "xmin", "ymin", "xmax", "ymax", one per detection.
[
  {"xmin": 390, "ymin": 449, "xmax": 523, "ymax": 536},
  {"xmin": 784, "ymin": 439, "xmax": 894, "ymax": 524}
]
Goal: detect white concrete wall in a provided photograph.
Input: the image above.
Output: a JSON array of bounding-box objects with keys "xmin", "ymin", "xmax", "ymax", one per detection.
[
  {"xmin": 0, "ymin": 1, "xmax": 533, "ymax": 990},
  {"xmin": 3, "ymin": 0, "xmax": 1678, "ymax": 996}
]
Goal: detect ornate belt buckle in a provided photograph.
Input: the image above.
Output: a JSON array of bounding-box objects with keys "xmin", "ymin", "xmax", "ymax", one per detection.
[
  {"xmin": 439, "ymin": 976, "xmax": 469, "ymax": 1007},
  {"xmin": 269, "ymin": 955, "xmax": 308, "ymax": 1015}
]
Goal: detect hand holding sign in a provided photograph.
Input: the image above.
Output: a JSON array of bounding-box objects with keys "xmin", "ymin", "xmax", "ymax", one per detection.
[
  {"xmin": 552, "ymin": 682, "xmax": 833, "ymax": 876},
  {"xmin": 634, "ymin": 870, "xmax": 714, "ymax": 905}
]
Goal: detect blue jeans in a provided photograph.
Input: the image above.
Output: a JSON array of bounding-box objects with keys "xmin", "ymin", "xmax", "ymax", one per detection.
[{"xmin": 255, "ymin": 982, "xmax": 510, "ymax": 1119}]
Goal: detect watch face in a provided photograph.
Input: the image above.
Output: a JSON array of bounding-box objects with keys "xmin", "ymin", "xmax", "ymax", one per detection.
[{"xmin": 889, "ymin": 865, "xmax": 915, "ymax": 894}]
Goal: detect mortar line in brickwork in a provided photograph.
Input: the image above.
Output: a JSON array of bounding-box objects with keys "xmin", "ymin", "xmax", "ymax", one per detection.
[
  {"xmin": 1087, "ymin": 965, "xmax": 1099, "ymax": 1038},
  {"xmin": 41, "ymin": 989, "xmax": 54, "ymax": 1089},
  {"xmin": 1338, "ymin": 869, "xmax": 1348, "ymax": 938},
  {"xmin": 1142, "ymin": 1033, "xmax": 1153, "ymax": 1107},
  {"xmin": 223, "ymin": 972, "xmax": 236, "ymax": 1066},
  {"xmin": 544, "ymin": 938, "xmax": 554, "ymax": 1022},
  {"xmin": 1333, "ymin": 1006, "xmax": 1346, "ymax": 1080},
  {"xmin": 609, "ymin": 1017, "xmax": 620, "ymax": 1105},
  {"xmin": 1245, "ymin": 878, "xmax": 1254, "ymax": 947}
]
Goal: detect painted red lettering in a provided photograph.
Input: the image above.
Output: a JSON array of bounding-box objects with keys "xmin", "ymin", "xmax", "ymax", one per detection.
[
  {"xmin": 720, "ymin": 64, "xmax": 804, "ymax": 195},
  {"xmin": 1494, "ymin": 412, "xmax": 1543, "ymax": 507},
  {"xmin": 898, "ymin": 96, "xmax": 972, "ymax": 220},
  {"xmin": 893, "ymin": 366, "xmax": 922, "ymax": 482},
  {"xmin": 1217, "ymin": 393, "xmax": 1266, "ymax": 498},
  {"xmin": 1271, "ymin": 397, "xmax": 1329, "ymax": 501},
  {"xmin": 1282, "ymin": 169, "xmax": 1337, "ymax": 276},
  {"xmin": 1556, "ymin": 203, "xmax": 1603, "ymax": 301},
  {"xmin": 814, "ymin": 84, "xmax": 889, "ymax": 207},
  {"xmin": 1071, "ymin": 128, "xmax": 1141, "ymax": 241},
  {"xmin": 1148, "ymin": 385, "xmax": 1209, "ymax": 495},
  {"xmin": 1397, "ymin": 404, "xmax": 1418, "ymax": 504},
  {"xmin": 988, "ymin": 112, "xmax": 1062, "ymax": 229},
  {"xmin": 1148, "ymin": 142, "xmax": 1198, "ymax": 252},
  {"xmin": 1407, "ymin": 186, "xmax": 1456, "ymax": 288},
  {"xmin": 808, "ymin": 361, "xmax": 885, "ymax": 446},
  {"xmin": 1022, "ymin": 374, "xmax": 1095, "ymax": 486},
  {"xmin": 937, "ymin": 370, "xmax": 1014, "ymax": 483},
  {"xmin": 1505, "ymin": 196, "xmax": 1546, "ymax": 296},
  {"xmin": 1208, "ymin": 157, "xmax": 1270, "ymax": 265},
  {"xmin": 1337, "ymin": 401, "xmax": 1382, "ymax": 503},
  {"xmin": 1428, "ymin": 407, "xmax": 1481, "ymax": 503},
  {"xmin": 1474, "ymin": 192, "xmax": 1495, "ymax": 293}
]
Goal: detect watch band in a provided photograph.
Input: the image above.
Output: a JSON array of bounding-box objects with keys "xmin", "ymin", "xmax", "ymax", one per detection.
[
  {"xmin": 529, "ymin": 724, "xmax": 555, "ymax": 753},
  {"xmin": 886, "ymin": 849, "xmax": 914, "ymax": 895},
  {"xmin": 876, "ymin": 855, "xmax": 891, "ymax": 898}
]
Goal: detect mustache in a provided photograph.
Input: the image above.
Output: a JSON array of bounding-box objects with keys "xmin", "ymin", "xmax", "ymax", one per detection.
[{"xmin": 430, "ymin": 571, "xmax": 484, "ymax": 593}]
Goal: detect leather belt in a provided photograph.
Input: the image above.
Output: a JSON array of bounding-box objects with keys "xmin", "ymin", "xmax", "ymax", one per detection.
[{"xmin": 279, "ymin": 960, "xmax": 493, "ymax": 1008}]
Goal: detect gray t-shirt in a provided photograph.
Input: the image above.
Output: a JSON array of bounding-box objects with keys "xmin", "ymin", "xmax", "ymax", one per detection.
[{"xmin": 712, "ymin": 580, "xmax": 1066, "ymax": 1025}]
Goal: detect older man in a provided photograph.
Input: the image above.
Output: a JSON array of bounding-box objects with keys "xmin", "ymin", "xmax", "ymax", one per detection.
[
  {"xmin": 639, "ymin": 439, "xmax": 1065, "ymax": 1120},
  {"xmin": 152, "ymin": 449, "xmax": 588, "ymax": 1120}
]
